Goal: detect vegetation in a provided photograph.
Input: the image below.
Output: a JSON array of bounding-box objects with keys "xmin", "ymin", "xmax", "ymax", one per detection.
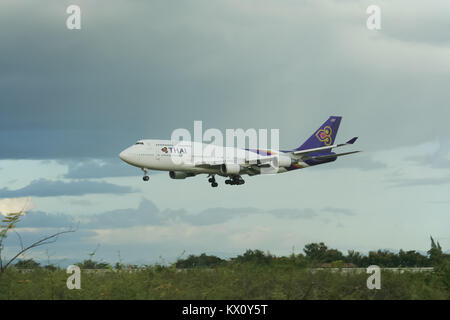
[
  {"xmin": 175, "ymin": 253, "xmax": 225, "ymax": 269},
  {"xmin": 0, "ymin": 238, "xmax": 448, "ymax": 300},
  {"xmin": 173, "ymin": 237, "xmax": 446, "ymax": 269},
  {"xmin": 76, "ymin": 259, "xmax": 110, "ymax": 270},
  {"xmin": 0, "ymin": 209, "xmax": 74, "ymax": 273},
  {"xmin": 1, "ymin": 206, "xmax": 448, "ymax": 299}
]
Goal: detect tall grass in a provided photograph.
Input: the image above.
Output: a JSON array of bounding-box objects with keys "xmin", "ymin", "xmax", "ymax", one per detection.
[{"xmin": 0, "ymin": 263, "xmax": 448, "ymax": 300}]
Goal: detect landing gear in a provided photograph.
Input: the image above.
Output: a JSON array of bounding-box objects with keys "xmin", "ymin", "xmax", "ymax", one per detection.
[
  {"xmin": 207, "ymin": 174, "xmax": 245, "ymax": 187},
  {"xmin": 141, "ymin": 168, "xmax": 149, "ymax": 181},
  {"xmin": 208, "ymin": 175, "xmax": 218, "ymax": 188},
  {"xmin": 225, "ymin": 175, "xmax": 245, "ymax": 185}
]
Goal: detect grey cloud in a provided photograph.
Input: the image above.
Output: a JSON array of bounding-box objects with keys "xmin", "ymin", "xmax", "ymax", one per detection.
[
  {"xmin": 405, "ymin": 140, "xmax": 450, "ymax": 169},
  {"xmin": 87, "ymin": 199, "xmax": 167, "ymax": 228},
  {"xmin": 407, "ymin": 155, "xmax": 450, "ymax": 169},
  {"xmin": 87, "ymin": 200, "xmax": 317, "ymax": 228},
  {"xmin": 3, "ymin": 228, "xmax": 97, "ymax": 252},
  {"xmin": 18, "ymin": 211, "xmax": 76, "ymax": 228},
  {"xmin": 389, "ymin": 176, "xmax": 450, "ymax": 188},
  {"xmin": 0, "ymin": 179, "xmax": 135, "ymax": 197},
  {"xmin": 184, "ymin": 207, "xmax": 255, "ymax": 226},
  {"xmin": 1, "ymin": 0, "xmax": 450, "ymax": 160},
  {"xmin": 317, "ymin": 152, "xmax": 387, "ymax": 171},
  {"xmin": 0, "ymin": 199, "xmax": 355, "ymax": 265},
  {"xmin": 180, "ymin": 207, "xmax": 317, "ymax": 225},
  {"xmin": 382, "ymin": 1, "xmax": 450, "ymax": 46},
  {"xmin": 68, "ymin": 199, "xmax": 94, "ymax": 206},
  {"xmin": 266, "ymin": 208, "xmax": 317, "ymax": 219},
  {"xmin": 61, "ymin": 158, "xmax": 141, "ymax": 179},
  {"xmin": 15, "ymin": 199, "xmax": 321, "ymax": 232},
  {"xmin": 322, "ymin": 207, "xmax": 355, "ymax": 216}
]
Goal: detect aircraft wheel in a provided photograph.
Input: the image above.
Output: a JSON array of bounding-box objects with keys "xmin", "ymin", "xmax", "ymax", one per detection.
[
  {"xmin": 211, "ymin": 182, "xmax": 218, "ymax": 187},
  {"xmin": 143, "ymin": 176, "xmax": 149, "ymax": 181}
]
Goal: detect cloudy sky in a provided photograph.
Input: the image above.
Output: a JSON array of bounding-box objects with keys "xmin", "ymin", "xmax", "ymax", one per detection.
[{"xmin": 1, "ymin": 0, "xmax": 450, "ymax": 265}]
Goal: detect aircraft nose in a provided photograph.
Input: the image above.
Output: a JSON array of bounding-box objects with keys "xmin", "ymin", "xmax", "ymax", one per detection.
[
  {"xmin": 119, "ymin": 150, "xmax": 129, "ymax": 162},
  {"xmin": 119, "ymin": 146, "xmax": 138, "ymax": 165}
]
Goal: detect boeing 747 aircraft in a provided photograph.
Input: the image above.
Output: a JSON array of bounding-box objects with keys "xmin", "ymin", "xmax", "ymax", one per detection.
[{"xmin": 119, "ymin": 116, "xmax": 359, "ymax": 187}]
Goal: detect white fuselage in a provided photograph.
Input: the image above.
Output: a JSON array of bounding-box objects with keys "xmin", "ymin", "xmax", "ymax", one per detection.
[{"xmin": 119, "ymin": 139, "xmax": 304, "ymax": 177}]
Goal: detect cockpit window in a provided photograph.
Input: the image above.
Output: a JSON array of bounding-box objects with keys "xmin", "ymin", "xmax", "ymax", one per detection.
[{"xmin": 135, "ymin": 142, "xmax": 144, "ymax": 145}]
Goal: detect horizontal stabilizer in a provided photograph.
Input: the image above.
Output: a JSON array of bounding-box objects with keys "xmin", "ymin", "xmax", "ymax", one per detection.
[
  {"xmin": 345, "ymin": 137, "xmax": 358, "ymax": 145},
  {"xmin": 292, "ymin": 137, "xmax": 358, "ymax": 156}
]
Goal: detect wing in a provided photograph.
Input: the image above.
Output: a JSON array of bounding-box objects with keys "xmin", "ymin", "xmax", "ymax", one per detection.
[
  {"xmin": 194, "ymin": 157, "xmax": 273, "ymax": 175},
  {"xmin": 194, "ymin": 159, "xmax": 224, "ymax": 169}
]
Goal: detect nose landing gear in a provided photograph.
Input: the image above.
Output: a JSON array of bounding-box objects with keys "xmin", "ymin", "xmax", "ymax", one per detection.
[{"xmin": 142, "ymin": 168, "xmax": 149, "ymax": 181}]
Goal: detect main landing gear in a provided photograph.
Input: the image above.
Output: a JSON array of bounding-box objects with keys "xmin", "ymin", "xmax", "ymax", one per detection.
[
  {"xmin": 142, "ymin": 168, "xmax": 149, "ymax": 181},
  {"xmin": 225, "ymin": 175, "xmax": 245, "ymax": 185},
  {"xmin": 208, "ymin": 175, "xmax": 245, "ymax": 186},
  {"xmin": 208, "ymin": 175, "xmax": 218, "ymax": 188}
]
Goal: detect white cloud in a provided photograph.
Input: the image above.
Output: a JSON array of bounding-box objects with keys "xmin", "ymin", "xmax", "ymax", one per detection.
[{"xmin": 0, "ymin": 197, "xmax": 33, "ymax": 216}]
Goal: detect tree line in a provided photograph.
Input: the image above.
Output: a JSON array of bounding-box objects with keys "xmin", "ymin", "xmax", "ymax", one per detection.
[
  {"xmin": 176, "ymin": 237, "xmax": 448, "ymax": 269},
  {"xmin": 7, "ymin": 237, "xmax": 448, "ymax": 271}
]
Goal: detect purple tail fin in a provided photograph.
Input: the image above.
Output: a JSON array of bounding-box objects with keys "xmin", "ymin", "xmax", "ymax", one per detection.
[{"xmin": 296, "ymin": 116, "xmax": 342, "ymax": 151}]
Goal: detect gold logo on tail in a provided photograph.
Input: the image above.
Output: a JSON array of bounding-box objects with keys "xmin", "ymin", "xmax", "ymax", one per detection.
[{"xmin": 315, "ymin": 126, "xmax": 332, "ymax": 145}]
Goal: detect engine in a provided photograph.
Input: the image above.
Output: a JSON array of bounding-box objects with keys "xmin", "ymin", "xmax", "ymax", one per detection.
[
  {"xmin": 277, "ymin": 155, "xmax": 292, "ymax": 168},
  {"xmin": 220, "ymin": 163, "xmax": 241, "ymax": 175},
  {"xmin": 169, "ymin": 171, "xmax": 195, "ymax": 179}
]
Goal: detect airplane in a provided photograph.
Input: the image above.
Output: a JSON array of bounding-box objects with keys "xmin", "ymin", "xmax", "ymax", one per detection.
[{"xmin": 119, "ymin": 116, "xmax": 360, "ymax": 187}]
